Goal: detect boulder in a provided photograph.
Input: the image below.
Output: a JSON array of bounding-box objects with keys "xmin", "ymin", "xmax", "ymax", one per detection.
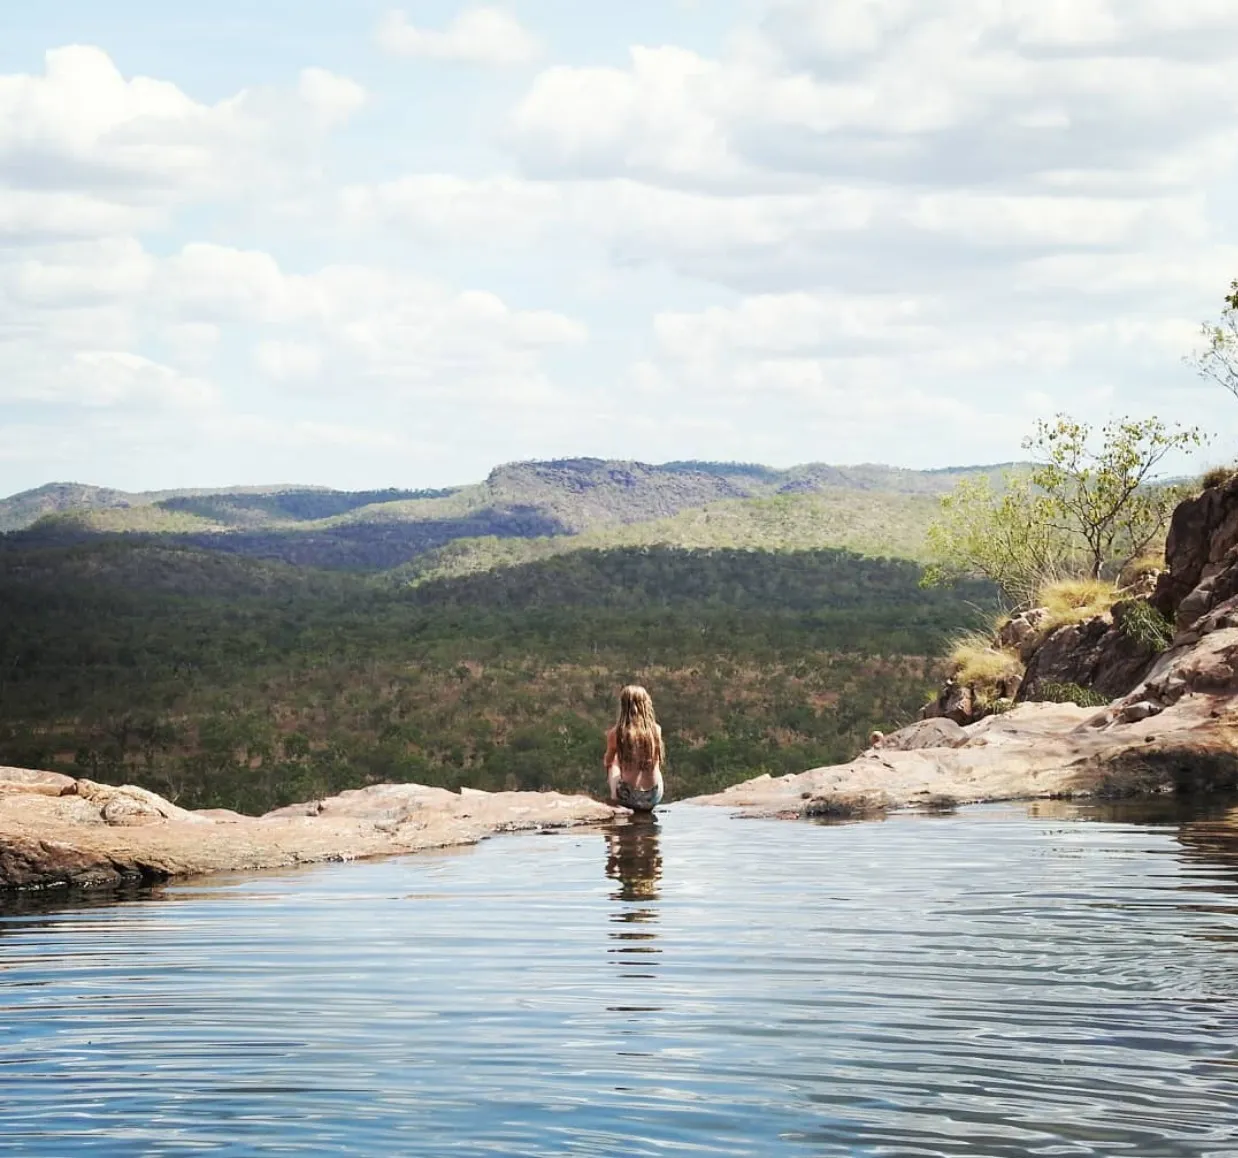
[
  {"xmin": 0, "ymin": 767, "xmax": 75, "ymax": 798},
  {"xmin": 999, "ymin": 608, "xmax": 1050, "ymax": 660},
  {"xmin": 1018, "ymin": 610, "xmax": 1158, "ymax": 704},
  {"xmin": 878, "ymin": 718, "xmax": 971, "ymax": 751},
  {"xmin": 1153, "ymin": 473, "xmax": 1238, "ymax": 630},
  {"xmin": 920, "ymin": 676, "xmax": 1016, "ymax": 727}
]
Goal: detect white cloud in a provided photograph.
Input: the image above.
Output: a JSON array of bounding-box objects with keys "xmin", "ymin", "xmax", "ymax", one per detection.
[
  {"xmin": 509, "ymin": 3, "xmax": 1238, "ymax": 193},
  {"xmin": 7, "ymin": 237, "xmax": 155, "ymax": 306},
  {"xmin": 0, "ymin": 46, "xmax": 363, "ymax": 218},
  {"xmin": 341, "ymin": 175, "xmax": 561, "ymax": 243},
  {"xmin": 4, "ymin": 3, "xmax": 1238, "ymax": 492},
  {"xmin": 163, "ymin": 322, "xmax": 222, "ymax": 369},
  {"xmin": 510, "ymin": 48, "xmax": 741, "ymax": 182},
  {"xmin": 0, "ymin": 232, "xmax": 589, "ymax": 420},
  {"xmin": 255, "ymin": 339, "xmax": 324, "ymax": 382},
  {"xmin": 297, "ymin": 68, "xmax": 367, "ymax": 129},
  {"xmin": 377, "ymin": 8, "xmax": 541, "ymax": 67},
  {"xmin": 157, "ymin": 244, "xmax": 586, "ymax": 397},
  {"xmin": 0, "ymin": 346, "xmax": 217, "ymax": 408},
  {"xmin": 0, "ymin": 188, "xmax": 160, "ymax": 242},
  {"xmin": 655, "ymin": 292, "xmax": 935, "ymax": 358}
]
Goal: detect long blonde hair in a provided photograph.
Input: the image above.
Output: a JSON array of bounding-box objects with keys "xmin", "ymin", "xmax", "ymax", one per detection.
[{"xmin": 615, "ymin": 685, "xmax": 663, "ymax": 774}]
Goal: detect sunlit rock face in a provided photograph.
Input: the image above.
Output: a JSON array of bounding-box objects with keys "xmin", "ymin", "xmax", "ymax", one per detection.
[{"xmin": 0, "ymin": 775, "xmax": 618, "ymax": 891}]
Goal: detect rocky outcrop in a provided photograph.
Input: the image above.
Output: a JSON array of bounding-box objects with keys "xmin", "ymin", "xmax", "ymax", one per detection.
[
  {"xmin": 699, "ymin": 475, "xmax": 1238, "ymax": 820},
  {"xmin": 694, "ymin": 665, "xmax": 1238, "ymax": 820},
  {"xmin": 921, "ymin": 679, "xmax": 983, "ymax": 726},
  {"xmin": 876, "ymin": 718, "xmax": 971, "ymax": 751},
  {"xmin": 0, "ymin": 776, "xmax": 618, "ymax": 892},
  {"xmin": 1017, "ymin": 602, "xmax": 1160, "ymax": 703},
  {"xmin": 921, "ymin": 665, "xmax": 1021, "ymax": 726},
  {"xmin": 1153, "ymin": 473, "xmax": 1238, "ymax": 630},
  {"xmin": 998, "ymin": 608, "xmax": 1050, "ymax": 660}
]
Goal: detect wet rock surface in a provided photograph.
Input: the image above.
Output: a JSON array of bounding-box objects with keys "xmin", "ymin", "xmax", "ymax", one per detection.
[{"xmin": 0, "ymin": 777, "xmax": 619, "ymax": 892}]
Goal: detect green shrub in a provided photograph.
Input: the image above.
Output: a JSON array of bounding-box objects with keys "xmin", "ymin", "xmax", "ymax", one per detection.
[
  {"xmin": 1038, "ymin": 681, "xmax": 1110, "ymax": 708},
  {"xmin": 1118, "ymin": 600, "xmax": 1174, "ymax": 651}
]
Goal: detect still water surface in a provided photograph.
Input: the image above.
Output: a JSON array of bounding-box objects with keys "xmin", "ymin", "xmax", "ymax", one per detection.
[{"xmin": 3, "ymin": 803, "xmax": 1238, "ymax": 1155}]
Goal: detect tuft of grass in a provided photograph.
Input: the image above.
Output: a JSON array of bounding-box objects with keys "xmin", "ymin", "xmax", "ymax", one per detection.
[
  {"xmin": 1118, "ymin": 600, "xmax": 1175, "ymax": 651},
  {"xmin": 1038, "ymin": 577, "xmax": 1120, "ymax": 629},
  {"xmin": 1118, "ymin": 552, "xmax": 1164, "ymax": 590},
  {"xmin": 1038, "ymin": 681, "xmax": 1110, "ymax": 708},
  {"xmin": 948, "ymin": 631, "xmax": 1023, "ymax": 705},
  {"xmin": 1201, "ymin": 464, "xmax": 1238, "ymax": 491}
]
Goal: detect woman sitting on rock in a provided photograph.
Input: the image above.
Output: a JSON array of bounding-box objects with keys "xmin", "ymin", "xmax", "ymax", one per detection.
[{"xmin": 604, "ymin": 685, "xmax": 665, "ymax": 812}]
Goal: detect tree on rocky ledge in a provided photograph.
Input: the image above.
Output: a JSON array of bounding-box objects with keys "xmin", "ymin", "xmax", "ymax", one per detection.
[
  {"xmin": 925, "ymin": 414, "xmax": 1204, "ymax": 604},
  {"xmin": 922, "ymin": 474, "xmax": 1068, "ymax": 607},
  {"xmin": 1192, "ymin": 279, "xmax": 1238, "ymax": 402},
  {"xmin": 1026, "ymin": 416, "xmax": 1205, "ymax": 581}
]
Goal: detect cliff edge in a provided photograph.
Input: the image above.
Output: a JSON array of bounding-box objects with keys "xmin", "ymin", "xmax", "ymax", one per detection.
[{"xmin": 695, "ymin": 473, "xmax": 1238, "ymax": 819}]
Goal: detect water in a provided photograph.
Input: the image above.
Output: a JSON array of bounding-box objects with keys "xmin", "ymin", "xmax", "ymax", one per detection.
[{"xmin": 3, "ymin": 802, "xmax": 1238, "ymax": 1156}]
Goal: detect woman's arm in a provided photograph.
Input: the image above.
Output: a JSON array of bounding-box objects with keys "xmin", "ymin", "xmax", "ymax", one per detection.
[
  {"xmin": 653, "ymin": 726, "xmax": 665, "ymax": 789},
  {"xmin": 604, "ymin": 727, "xmax": 621, "ymax": 799}
]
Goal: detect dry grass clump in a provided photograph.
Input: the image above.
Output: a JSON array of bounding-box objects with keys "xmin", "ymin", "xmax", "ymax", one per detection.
[
  {"xmin": 1201, "ymin": 464, "xmax": 1238, "ymax": 491},
  {"xmin": 1118, "ymin": 551, "xmax": 1164, "ymax": 590},
  {"xmin": 1039, "ymin": 577, "xmax": 1121, "ymax": 629},
  {"xmin": 947, "ymin": 631, "xmax": 1024, "ymax": 707}
]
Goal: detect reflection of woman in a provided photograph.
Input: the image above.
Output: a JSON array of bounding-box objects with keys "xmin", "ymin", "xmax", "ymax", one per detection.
[
  {"xmin": 606, "ymin": 821, "xmax": 663, "ymax": 902},
  {"xmin": 604, "ymin": 685, "xmax": 665, "ymax": 813}
]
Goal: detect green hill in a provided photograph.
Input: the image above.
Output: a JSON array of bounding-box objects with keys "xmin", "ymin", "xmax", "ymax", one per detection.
[
  {"xmin": 2, "ymin": 458, "xmax": 1018, "ymax": 572},
  {"xmin": 394, "ymin": 490, "xmax": 943, "ymax": 584}
]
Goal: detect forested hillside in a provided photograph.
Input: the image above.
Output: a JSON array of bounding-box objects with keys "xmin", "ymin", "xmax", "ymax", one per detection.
[
  {"xmin": 0, "ymin": 538, "xmax": 992, "ymax": 813},
  {"xmin": 1, "ymin": 458, "xmax": 1016, "ymax": 570}
]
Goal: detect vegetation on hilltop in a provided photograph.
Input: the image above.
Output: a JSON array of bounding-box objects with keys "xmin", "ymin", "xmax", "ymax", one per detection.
[
  {"xmin": 393, "ymin": 490, "xmax": 942, "ymax": 585},
  {"xmin": 0, "ymin": 482, "xmax": 363, "ymax": 534},
  {"xmin": 5, "ymin": 463, "xmax": 990, "ymax": 573}
]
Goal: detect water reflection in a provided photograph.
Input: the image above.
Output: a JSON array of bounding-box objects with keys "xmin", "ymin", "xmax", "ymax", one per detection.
[
  {"xmin": 604, "ymin": 818, "xmax": 663, "ymax": 1006},
  {"xmin": 605, "ymin": 815, "xmax": 662, "ymax": 904}
]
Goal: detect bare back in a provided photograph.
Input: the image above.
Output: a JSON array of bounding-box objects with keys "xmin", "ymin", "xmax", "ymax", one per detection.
[{"xmin": 605, "ymin": 724, "xmax": 663, "ymax": 791}]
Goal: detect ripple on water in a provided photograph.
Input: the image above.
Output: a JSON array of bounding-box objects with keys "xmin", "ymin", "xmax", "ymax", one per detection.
[{"xmin": 3, "ymin": 803, "xmax": 1238, "ymax": 1156}]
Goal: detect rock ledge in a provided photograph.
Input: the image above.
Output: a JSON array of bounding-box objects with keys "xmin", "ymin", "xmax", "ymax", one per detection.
[{"xmin": 0, "ymin": 775, "xmax": 618, "ymax": 892}]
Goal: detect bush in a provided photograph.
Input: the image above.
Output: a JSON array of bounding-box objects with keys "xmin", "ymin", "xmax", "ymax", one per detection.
[
  {"xmin": 1038, "ymin": 681, "xmax": 1110, "ymax": 708},
  {"xmin": 1039, "ymin": 577, "xmax": 1120, "ymax": 629},
  {"xmin": 1118, "ymin": 600, "xmax": 1175, "ymax": 651}
]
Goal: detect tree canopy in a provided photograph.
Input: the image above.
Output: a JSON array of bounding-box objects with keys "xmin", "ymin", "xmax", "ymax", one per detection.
[
  {"xmin": 924, "ymin": 414, "xmax": 1203, "ymax": 605},
  {"xmin": 1193, "ymin": 279, "xmax": 1238, "ymax": 403}
]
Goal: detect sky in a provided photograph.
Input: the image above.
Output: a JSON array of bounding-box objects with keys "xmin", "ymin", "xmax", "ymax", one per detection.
[{"xmin": 2, "ymin": 0, "xmax": 1236, "ymax": 495}]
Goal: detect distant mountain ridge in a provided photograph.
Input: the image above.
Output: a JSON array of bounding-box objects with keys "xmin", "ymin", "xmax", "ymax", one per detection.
[{"xmin": 0, "ymin": 457, "xmax": 1020, "ymax": 572}]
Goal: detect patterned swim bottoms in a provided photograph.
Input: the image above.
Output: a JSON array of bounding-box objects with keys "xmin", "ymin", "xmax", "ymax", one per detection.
[{"xmin": 615, "ymin": 780, "xmax": 664, "ymax": 812}]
